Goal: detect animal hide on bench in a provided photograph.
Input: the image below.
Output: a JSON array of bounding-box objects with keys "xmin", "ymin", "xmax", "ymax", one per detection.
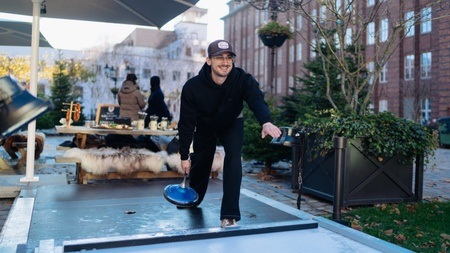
[
  {"xmin": 63, "ymin": 146, "xmax": 225, "ymax": 176},
  {"xmin": 63, "ymin": 147, "xmax": 182, "ymax": 175}
]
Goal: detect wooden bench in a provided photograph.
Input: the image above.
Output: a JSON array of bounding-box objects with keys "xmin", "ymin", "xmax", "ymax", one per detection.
[{"xmin": 55, "ymin": 155, "xmax": 184, "ymax": 184}]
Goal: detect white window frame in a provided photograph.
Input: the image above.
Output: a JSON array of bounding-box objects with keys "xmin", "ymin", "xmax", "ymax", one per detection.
[
  {"xmin": 289, "ymin": 45, "xmax": 294, "ymax": 63},
  {"xmin": 379, "ymin": 100, "xmax": 388, "ymax": 112},
  {"xmin": 336, "ymin": 0, "xmax": 342, "ymax": 13},
  {"xmin": 405, "ymin": 11, "xmax": 415, "ymax": 37},
  {"xmin": 421, "ymin": 7, "xmax": 432, "ymax": 34},
  {"xmin": 404, "ymin": 55, "xmax": 414, "ymax": 80},
  {"xmin": 311, "ymin": 9, "xmax": 317, "ymax": 22},
  {"xmin": 296, "ymin": 14, "xmax": 302, "ymax": 30},
  {"xmin": 345, "ymin": 0, "xmax": 353, "ymax": 14},
  {"xmin": 367, "ymin": 22, "xmax": 375, "ymax": 45},
  {"xmin": 367, "ymin": 61, "xmax": 374, "ymax": 85},
  {"xmin": 345, "ymin": 28, "xmax": 352, "ymax": 45},
  {"xmin": 421, "ymin": 52, "xmax": 431, "ymax": 79},
  {"xmin": 320, "ymin": 5, "xmax": 327, "ymax": 22},
  {"xmin": 277, "ymin": 49, "xmax": 282, "ymax": 65},
  {"xmin": 380, "ymin": 18, "xmax": 388, "ymax": 42},
  {"xmin": 380, "ymin": 63, "xmax": 388, "ymax": 83},
  {"xmin": 421, "ymin": 98, "xmax": 431, "ymax": 125},
  {"xmin": 296, "ymin": 43, "xmax": 302, "ymax": 61},
  {"xmin": 311, "ymin": 39, "xmax": 317, "ymax": 58}
]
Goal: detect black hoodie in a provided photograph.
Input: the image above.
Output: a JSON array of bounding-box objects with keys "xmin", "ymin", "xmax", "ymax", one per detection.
[{"xmin": 178, "ymin": 63, "xmax": 272, "ymax": 160}]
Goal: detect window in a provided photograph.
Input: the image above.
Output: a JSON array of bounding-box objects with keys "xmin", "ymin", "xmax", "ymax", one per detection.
[
  {"xmin": 421, "ymin": 98, "xmax": 431, "ymax": 125},
  {"xmin": 403, "ymin": 98, "xmax": 414, "ymax": 120},
  {"xmin": 172, "ymin": 71, "xmax": 181, "ymax": 81},
  {"xmin": 143, "ymin": 68, "xmax": 151, "ymax": 79},
  {"xmin": 379, "ymin": 100, "xmax": 388, "ymax": 112},
  {"xmin": 296, "ymin": 14, "xmax": 302, "ymax": 30},
  {"xmin": 345, "ymin": 0, "xmax": 353, "ymax": 14},
  {"xmin": 277, "ymin": 49, "xmax": 282, "ymax": 65},
  {"xmin": 187, "ymin": 72, "xmax": 195, "ymax": 79},
  {"xmin": 158, "ymin": 70, "xmax": 165, "ymax": 80},
  {"xmin": 259, "ymin": 48, "xmax": 265, "ymax": 74},
  {"xmin": 405, "ymin": 11, "xmax": 415, "ymax": 37},
  {"xmin": 421, "ymin": 7, "xmax": 432, "ymax": 34},
  {"xmin": 380, "ymin": 18, "xmax": 388, "ymax": 42},
  {"xmin": 404, "ymin": 55, "xmax": 414, "ymax": 80},
  {"xmin": 367, "ymin": 22, "xmax": 375, "ymax": 45},
  {"xmin": 289, "ymin": 45, "xmax": 294, "ymax": 63},
  {"xmin": 421, "ymin": 52, "xmax": 431, "ymax": 78},
  {"xmin": 311, "ymin": 9, "xmax": 317, "ymax": 22},
  {"xmin": 367, "ymin": 61, "xmax": 374, "ymax": 85},
  {"xmin": 311, "ymin": 39, "xmax": 317, "ymax": 58},
  {"xmin": 320, "ymin": 5, "xmax": 327, "ymax": 22},
  {"xmin": 380, "ymin": 63, "xmax": 388, "ymax": 83},
  {"xmin": 296, "ymin": 43, "xmax": 302, "ymax": 61},
  {"xmin": 334, "ymin": 33, "xmax": 340, "ymax": 49},
  {"xmin": 336, "ymin": 0, "xmax": 342, "ymax": 12},
  {"xmin": 289, "ymin": 76, "xmax": 295, "ymax": 90},
  {"xmin": 345, "ymin": 28, "xmax": 352, "ymax": 45}
]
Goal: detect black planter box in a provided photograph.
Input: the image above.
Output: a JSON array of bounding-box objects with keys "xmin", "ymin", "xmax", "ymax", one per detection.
[{"xmin": 301, "ymin": 136, "xmax": 423, "ymax": 207}]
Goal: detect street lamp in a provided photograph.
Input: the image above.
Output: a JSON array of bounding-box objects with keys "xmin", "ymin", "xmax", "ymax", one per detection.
[
  {"xmin": 237, "ymin": 0, "xmax": 301, "ymax": 95},
  {"xmin": 104, "ymin": 64, "xmax": 118, "ymax": 103}
]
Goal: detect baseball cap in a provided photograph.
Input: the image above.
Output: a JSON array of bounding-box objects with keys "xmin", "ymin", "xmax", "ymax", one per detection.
[{"xmin": 207, "ymin": 40, "xmax": 236, "ymax": 57}]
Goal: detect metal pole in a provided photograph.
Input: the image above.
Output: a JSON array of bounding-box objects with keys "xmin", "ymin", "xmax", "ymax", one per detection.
[
  {"xmin": 333, "ymin": 137, "xmax": 347, "ymax": 223},
  {"xmin": 21, "ymin": 0, "xmax": 43, "ymax": 183},
  {"xmin": 269, "ymin": 47, "xmax": 275, "ymax": 95},
  {"xmin": 414, "ymin": 155, "xmax": 424, "ymax": 201},
  {"xmin": 291, "ymin": 145, "xmax": 300, "ymax": 190}
]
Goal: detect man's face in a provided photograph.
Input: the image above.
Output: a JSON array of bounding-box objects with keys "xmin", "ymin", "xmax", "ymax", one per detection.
[{"xmin": 207, "ymin": 53, "xmax": 235, "ymax": 79}]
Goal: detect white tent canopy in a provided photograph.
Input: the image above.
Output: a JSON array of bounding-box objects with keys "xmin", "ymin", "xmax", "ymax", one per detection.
[{"xmin": 0, "ymin": 20, "xmax": 52, "ymax": 47}]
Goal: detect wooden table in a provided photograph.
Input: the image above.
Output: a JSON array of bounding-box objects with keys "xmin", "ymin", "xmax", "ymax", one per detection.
[{"xmin": 55, "ymin": 125, "xmax": 177, "ymax": 149}]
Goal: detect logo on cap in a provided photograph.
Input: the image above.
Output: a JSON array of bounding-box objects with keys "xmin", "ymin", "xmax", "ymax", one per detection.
[{"xmin": 217, "ymin": 41, "xmax": 230, "ymax": 50}]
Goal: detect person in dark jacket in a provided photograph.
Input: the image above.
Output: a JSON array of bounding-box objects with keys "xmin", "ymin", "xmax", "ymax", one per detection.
[
  {"xmin": 144, "ymin": 76, "xmax": 172, "ymax": 127},
  {"xmin": 177, "ymin": 39, "xmax": 281, "ymax": 228},
  {"xmin": 118, "ymin": 73, "xmax": 146, "ymax": 121}
]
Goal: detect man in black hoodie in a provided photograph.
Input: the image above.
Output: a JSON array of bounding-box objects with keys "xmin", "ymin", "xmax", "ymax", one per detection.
[{"xmin": 178, "ymin": 39, "xmax": 281, "ymax": 228}]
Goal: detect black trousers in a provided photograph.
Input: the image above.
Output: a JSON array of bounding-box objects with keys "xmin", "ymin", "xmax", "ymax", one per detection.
[{"xmin": 189, "ymin": 118, "xmax": 243, "ymax": 221}]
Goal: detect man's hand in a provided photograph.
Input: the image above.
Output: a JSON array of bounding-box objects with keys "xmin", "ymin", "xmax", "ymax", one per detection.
[
  {"xmin": 261, "ymin": 122, "xmax": 282, "ymax": 139},
  {"xmin": 181, "ymin": 159, "xmax": 191, "ymax": 174}
]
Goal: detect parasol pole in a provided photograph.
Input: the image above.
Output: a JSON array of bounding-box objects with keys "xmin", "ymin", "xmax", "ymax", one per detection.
[{"xmin": 21, "ymin": 0, "xmax": 43, "ymax": 183}]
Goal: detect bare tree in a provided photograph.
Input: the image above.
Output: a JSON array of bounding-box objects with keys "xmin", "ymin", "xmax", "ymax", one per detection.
[{"xmin": 291, "ymin": 0, "xmax": 449, "ymax": 118}]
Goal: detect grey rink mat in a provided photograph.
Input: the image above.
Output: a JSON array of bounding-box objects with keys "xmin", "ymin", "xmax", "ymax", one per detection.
[{"xmin": 25, "ymin": 179, "xmax": 317, "ymax": 251}]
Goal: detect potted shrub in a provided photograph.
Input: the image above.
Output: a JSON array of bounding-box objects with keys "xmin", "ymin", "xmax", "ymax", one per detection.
[
  {"xmin": 258, "ymin": 21, "xmax": 293, "ymax": 48},
  {"xmin": 281, "ymin": 38, "xmax": 438, "ymax": 207},
  {"xmin": 297, "ymin": 111, "xmax": 438, "ymax": 207}
]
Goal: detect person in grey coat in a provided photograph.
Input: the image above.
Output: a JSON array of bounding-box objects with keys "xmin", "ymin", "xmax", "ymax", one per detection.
[{"xmin": 118, "ymin": 73, "xmax": 146, "ymax": 121}]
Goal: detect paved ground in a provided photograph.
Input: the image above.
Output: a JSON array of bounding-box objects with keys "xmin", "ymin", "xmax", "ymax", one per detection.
[{"xmin": 1, "ymin": 134, "xmax": 449, "ymax": 232}]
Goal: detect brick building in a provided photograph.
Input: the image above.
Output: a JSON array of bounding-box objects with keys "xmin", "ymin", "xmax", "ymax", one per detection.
[{"xmin": 222, "ymin": 0, "xmax": 450, "ymax": 123}]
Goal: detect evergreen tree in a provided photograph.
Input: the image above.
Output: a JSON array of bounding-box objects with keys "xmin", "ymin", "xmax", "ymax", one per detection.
[
  {"xmin": 242, "ymin": 97, "xmax": 291, "ymax": 169},
  {"xmin": 48, "ymin": 59, "xmax": 74, "ymax": 126}
]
